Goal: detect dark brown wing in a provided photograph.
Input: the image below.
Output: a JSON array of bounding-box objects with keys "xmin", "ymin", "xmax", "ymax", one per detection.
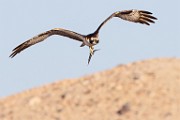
[
  {"xmin": 10, "ymin": 28, "xmax": 85, "ymax": 58},
  {"xmin": 95, "ymin": 9, "xmax": 157, "ymax": 33},
  {"xmin": 115, "ymin": 9, "xmax": 157, "ymax": 25},
  {"xmin": 95, "ymin": 13, "xmax": 115, "ymax": 34}
]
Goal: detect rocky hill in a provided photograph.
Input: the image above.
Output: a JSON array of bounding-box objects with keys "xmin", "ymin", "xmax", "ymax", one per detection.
[{"xmin": 0, "ymin": 58, "xmax": 180, "ymax": 120}]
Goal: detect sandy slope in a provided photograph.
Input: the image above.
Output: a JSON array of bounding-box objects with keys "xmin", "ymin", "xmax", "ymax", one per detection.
[{"xmin": 0, "ymin": 58, "xmax": 180, "ymax": 120}]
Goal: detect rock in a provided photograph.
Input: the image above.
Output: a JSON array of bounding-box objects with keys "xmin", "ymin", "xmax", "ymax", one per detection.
[{"xmin": 0, "ymin": 58, "xmax": 180, "ymax": 120}]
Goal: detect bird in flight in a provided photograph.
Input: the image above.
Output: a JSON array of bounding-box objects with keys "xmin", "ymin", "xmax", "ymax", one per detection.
[{"xmin": 10, "ymin": 9, "xmax": 157, "ymax": 64}]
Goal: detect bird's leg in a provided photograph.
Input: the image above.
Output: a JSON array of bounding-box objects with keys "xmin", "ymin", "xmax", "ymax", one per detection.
[{"xmin": 88, "ymin": 46, "xmax": 94, "ymax": 64}]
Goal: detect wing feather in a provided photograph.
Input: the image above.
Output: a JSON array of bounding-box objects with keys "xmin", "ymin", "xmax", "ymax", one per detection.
[
  {"xmin": 140, "ymin": 13, "xmax": 157, "ymax": 20},
  {"xmin": 94, "ymin": 13, "xmax": 115, "ymax": 33},
  {"xmin": 139, "ymin": 10, "xmax": 153, "ymax": 14},
  {"xmin": 140, "ymin": 16, "xmax": 155, "ymax": 23},
  {"xmin": 10, "ymin": 28, "xmax": 85, "ymax": 58},
  {"xmin": 114, "ymin": 9, "xmax": 157, "ymax": 25},
  {"xmin": 95, "ymin": 9, "xmax": 157, "ymax": 33}
]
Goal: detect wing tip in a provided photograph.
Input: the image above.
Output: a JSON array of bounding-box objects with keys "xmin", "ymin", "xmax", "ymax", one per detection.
[
  {"xmin": 9, "ymin": 43, "xmax": 27, "ymax": 58},
  {"xmin": 139, "ymin": 10, "xmax": 157, "ymax": 25},
  {"xmin": 9, "ymin": 52, "xmax": 16, "ymax": 58},
  {"xmin": 140, "ymin": 10, "xmax": 153, "ymax": 14}
]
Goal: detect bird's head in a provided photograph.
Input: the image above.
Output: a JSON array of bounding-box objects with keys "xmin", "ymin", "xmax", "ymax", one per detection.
[
  {"xmin": 85, "ymin": 32, "xmax": 99, "ymax": 46},
  {"xmin": 89, "ymin": 37, "xmax": 99, "ymax": 45}
]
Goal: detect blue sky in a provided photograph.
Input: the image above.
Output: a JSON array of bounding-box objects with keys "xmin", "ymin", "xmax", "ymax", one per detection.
[{"xmin": 0, "ymin": 0, "xmax": 179, "ymax": 97}]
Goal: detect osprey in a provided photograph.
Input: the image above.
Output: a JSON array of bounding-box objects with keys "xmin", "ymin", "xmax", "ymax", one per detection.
[{"xmin": 10, "ymin": 9, "xmax": 157, "ymax": 64}]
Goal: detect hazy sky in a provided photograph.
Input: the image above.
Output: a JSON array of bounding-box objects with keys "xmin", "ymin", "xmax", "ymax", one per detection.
[{"xmin": 0, "ymin": 0, "xmax": 179, "ymax": 97}]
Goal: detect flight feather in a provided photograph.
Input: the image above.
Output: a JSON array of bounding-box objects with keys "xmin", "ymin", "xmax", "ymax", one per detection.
[{"xmin": 10, "ymin": 28, "xmax": 85, "ymax": 58}]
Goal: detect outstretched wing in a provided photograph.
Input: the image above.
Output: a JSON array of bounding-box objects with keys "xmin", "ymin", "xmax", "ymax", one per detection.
[
  {"xmin": 10, "ymin": 28, "xmax": 85, "ymax": 58},
  {"xmin": 94, "ymin": 13, "xmax": 115, "ymax": 34},
  {"xmin": 95, "ymin": 9, "xmax": 157, "ymax": 33},
  {"xmin": 115, "ymin": 9, "xmax": 157, "ymax": 25}
]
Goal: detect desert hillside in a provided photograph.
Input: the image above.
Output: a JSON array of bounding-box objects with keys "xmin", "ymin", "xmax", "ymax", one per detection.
[{"xmin": 0, "ymin": 58, "xmax": 180, "ymax": 120}]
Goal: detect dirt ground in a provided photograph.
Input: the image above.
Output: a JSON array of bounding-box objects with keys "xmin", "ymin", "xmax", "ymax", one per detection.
[{"xmin": 0, "ymin": 58, "xmax": 180, "ymax": 120}]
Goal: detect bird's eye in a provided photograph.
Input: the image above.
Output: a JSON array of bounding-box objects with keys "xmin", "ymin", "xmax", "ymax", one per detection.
[{"xmin": 89, "ymin": 40, "xmax": 94, "ymax": 44}]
